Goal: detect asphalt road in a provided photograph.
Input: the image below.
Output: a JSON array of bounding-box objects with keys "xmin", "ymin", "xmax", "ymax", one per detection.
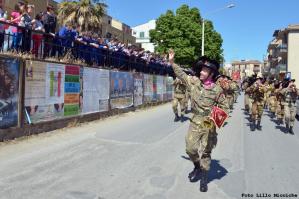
[{"xmin": 0, "ymin": 94, "xmax": 298, "ymax": 199}]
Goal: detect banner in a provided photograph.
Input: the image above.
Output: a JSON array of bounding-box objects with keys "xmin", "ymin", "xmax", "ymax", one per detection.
[
  {"xmin": 110, "ymin": 71, "xmax": 133, "ymax": 109},
  {"xmin": 0, "ymin": 57, "xmax": 19, "ymax": 129},
  {"xmin": 166, "ymin": 76, "xmax": 174, "ymax": 100},
  {"xmin": 64, "ymin": 65, "xmax": 81, "ymax": 116},
  {"xmin": 25, "ymin": 61, "xmax": 65, "ymax": 123},
  {"xmin": 143, "ymin": 74, "xmax": 153, "ymax": 103},
  {"xmin": 156, "ymin": 75, "xmax": 164, "ymax": 101},
  {"xmin": 133, "ymin": 73, "xmax": 143, "ymax": 107},
  {"xmin": 82, "ymin": 68, "xmax": 110, "ymax": 113}
]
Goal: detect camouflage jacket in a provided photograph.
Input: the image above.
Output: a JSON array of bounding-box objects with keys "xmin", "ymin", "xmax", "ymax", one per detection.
[
  {"xmin": 246, "ymin": 84, "xmax": 266, "ymax": 102},
  {"xmin": 173, "ymin": 78, "xmax": 187, "ymax": 98},
  {"xmin": 172, "ymin": 63, "xmax": 229, "ymax": 125},
  {"xmin": 280, "ymin": 87, "xmax": 299, "ymax": 106}
]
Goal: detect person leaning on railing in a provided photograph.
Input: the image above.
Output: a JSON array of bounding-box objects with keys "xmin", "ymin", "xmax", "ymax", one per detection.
[
  {"xmin": 0, "ymin": 6, "xmax": 7, "ymax": 49},
  {"xmin": 31, "ymin": 13, "xmax": 44, "ymax": 58}
]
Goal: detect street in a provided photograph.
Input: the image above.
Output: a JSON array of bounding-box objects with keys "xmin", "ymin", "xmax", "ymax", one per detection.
[{"xmin": 0, "ymin": 94, "xmax": 298, "ymax": 199}]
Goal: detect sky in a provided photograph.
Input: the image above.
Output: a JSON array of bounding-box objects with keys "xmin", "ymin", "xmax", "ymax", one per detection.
[{"xmin": 57, "ymin": 0, "xmax": 299, "ymax": 63}]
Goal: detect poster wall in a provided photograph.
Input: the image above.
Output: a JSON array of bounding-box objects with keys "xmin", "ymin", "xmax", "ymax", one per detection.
[
  {"xmin": 133, "ymin": 73, "xmax": 143, "ymax": 107},
  {"xmin": 110, "ymin": 71, "xmax": 133, "ymax": 109},
  {"xmin": 25, "ymin": 61, "xmax": 65, "ymax": 123},
  {"xmin": 82, "ymin": 68, "xmax": 110, "ymax": 113},
  {"xmin": 0, "ymin": 57, "xmax": 20, "ymax": 129},
  {"xmin": 156, "ymin": 75, "xmax": 164, "ymax": 102},
  {"xmin": 152, "ymin": 75, "xmax": 157, "ymax": 101},
  {"xmin": 166, "ymin": 76, "xmax": 174, "ymax": 100},
  {"xmin": 143, "ymin": 74, "xmax": 153, "ymax": 103}
]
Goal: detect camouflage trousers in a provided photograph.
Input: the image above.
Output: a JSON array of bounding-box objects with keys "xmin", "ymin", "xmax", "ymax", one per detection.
[
  {"xmin": 276, "ymin": 102, "xmax": 285, "ymax": 120},
  {"xmin": 284, "ymin": 104, "xmax": 296, "ymax": 127},
  {"xmin": 244, "ymin": 94, "xmax": 250, "ymax": 111},
  {"xmin": 185, "ymin": 122, "xmax": 217, "ymax": 172},
  {"xmin": 248, "ymin": 98, "xmax": 253, "ymax": 115},
  {"xmin": 227, "ymin": 95, "xmax": 234, "ymax": 109},
  {"xmin": 251, "ymin": 101, "xmax": 264, "ymax": 121},
  {"xmin": 268, "ymin": 96, "xmax": 277, "ymax": 113},
  {"xmin": 172, "ymin": 97, "xmax": 186, "ymax": 115}
]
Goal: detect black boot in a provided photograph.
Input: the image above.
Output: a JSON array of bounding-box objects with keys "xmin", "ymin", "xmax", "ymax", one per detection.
[
  {"xmin": 289, "ymin": 126, "xmax": 294, "ymax": 135},
  {"xmin": 188, "ymin": 163, "xmax": 201, "ymax": 183},
  {"xmin": 174, "ymin": 113, "xmax": 179, "ymax": 122},
  {"xmin": 180, "ymin": 115, "xmax": 185, "ymax": 122},
  {"xmin": 256, "ymin": 120, "xmax": 262, "ymax": 130},
  {"xmin": 286, "ymin": 123, "xmax": 289, "ymax": 131},
  {"xmin": 200, "ymin": 170, "xmax": 208, "ymax": 192},
  {"xmin": 251, "ymin": 120, "xmax": 256, "ymax": 131}
]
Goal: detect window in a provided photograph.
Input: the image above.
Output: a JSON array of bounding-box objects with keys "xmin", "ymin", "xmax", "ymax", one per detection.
[
  {"xmin": 133, "ymin": 31, "xmax": 136, "ymax": 35},
  {"xmin": 140, "ymin": 32, "xmax": 145, "ymax": 38}
]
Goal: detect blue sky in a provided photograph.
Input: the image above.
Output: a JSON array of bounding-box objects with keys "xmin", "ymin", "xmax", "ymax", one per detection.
[{"xmin": 57, "ymin": 0, "xmax": 299, "ymax": 63}]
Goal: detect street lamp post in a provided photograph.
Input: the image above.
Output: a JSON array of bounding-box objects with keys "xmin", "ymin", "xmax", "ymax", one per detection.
[{"xmin": 201, "ymin": 3, "xmax": 235, "ymax": 56}]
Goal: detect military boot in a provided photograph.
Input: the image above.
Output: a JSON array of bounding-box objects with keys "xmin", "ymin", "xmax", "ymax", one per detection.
[
  {"xmin": 180, "ymin": 115, "xmax": 185, "ymax": 122},
  {"xmin": 199, "ymin": 170, "xmax": 208, "ymax": 192},
  {"xmin": 289, "ymin": 126, "xmax": 294, "ymax": 135},
  {"xmin": 256, "ymin": 120, "xmax": 262, "ymax": 130},
  {"xmin": 251, "ymin": 120, "xmax": 256, "ymax": 131},
  {"xmin": 286, "ymin": 123, "xmax": 289, "ymax": 131},
  {"xmin": 188, "ymin": 162, "xmax": 201, "ymax": 183},
  {"xmin": 174, "ymin": 113, "xmax": 179, "ymax": 122}
]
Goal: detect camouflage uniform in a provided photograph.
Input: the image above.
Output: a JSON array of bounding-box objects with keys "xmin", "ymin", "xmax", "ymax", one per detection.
[
  {"xmin": 172, "ymin": 63, "xmax": 229, "ymax": 173},
  {"xmin": 268, "ymin": 84, "xmax": 277, "ymax": 115},
  {"xmin": 243, "ymin": 81, "xmax": 250, "ymax": 112},
  {"xmin": 246, "ymin": 83, "xmax": 266, "ymax": 130},
  {"xmin": 275, "ymin": 87, "xmax": 285, "ymax": 124},
  {"xmin": 233, "ymin": 81, "xmax": 240, "ymax": 103},
  {"xmin": 281, "ymin": 86, "xmax": 299, "ymax": 134},
  {"xmin": 227, "ymin": 81, "xmax": 237, "ymax": 109},
  {"xmin": 172, "ymin": 78, "xmax": 187, "ymax": 120}
]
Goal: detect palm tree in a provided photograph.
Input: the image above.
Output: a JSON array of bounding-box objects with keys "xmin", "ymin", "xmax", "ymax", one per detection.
[{"xmin": 57, "ymin": 0, "xmax": 107, "ymax": 32}]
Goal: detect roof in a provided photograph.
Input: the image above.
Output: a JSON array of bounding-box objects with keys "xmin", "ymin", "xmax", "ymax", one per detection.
[{"xmin": 231, "ymin": 60, "xmax": 262, "ymax": 65}]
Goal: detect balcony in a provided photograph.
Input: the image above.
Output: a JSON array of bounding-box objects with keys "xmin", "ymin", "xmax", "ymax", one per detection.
[
  {"xmin": 277, "ymin": 64, "xmax": 287, "ymax": 73},
  {"xmin": 278, "ymin": 43, "xmax": 287, "ymax": 53}
]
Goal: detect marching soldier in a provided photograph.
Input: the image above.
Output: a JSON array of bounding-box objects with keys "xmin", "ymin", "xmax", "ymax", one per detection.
[
  {"xmin": 169, "ymin": 50, "xmax": 229, "ymax": 192},
  {"xmin": 172, "ymin": 77, "xmax": 187, "ymax": 122},
  {"xmin": 233, "ymin": 80, "xmax": 240, "ymax": 103},
  {"xmin": 281, "ymin": 79, "xmax": 299, "ymax": 134},
  {"xmin": 242, "ymin": 78, "xmax": 250, "ymax": 112},
  {"xmin": 246, "ymin": 76, "xmax": 266, "ymax": 131},
  {"xmin": 268, "ymin": 81, "xmax": 278, "ymax": 117},
  {"xmin": 275, "ymin": 81, "xmax": 286, "ymax": 125}
]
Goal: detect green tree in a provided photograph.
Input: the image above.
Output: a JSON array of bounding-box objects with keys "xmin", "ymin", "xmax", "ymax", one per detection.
[
  {"xmin": 150, "ymin": 4, "xmax": 223, "ymax": 67},
  {"xmin": 57, "ymin": 0, "xmax": 107, "ymax": 32}
]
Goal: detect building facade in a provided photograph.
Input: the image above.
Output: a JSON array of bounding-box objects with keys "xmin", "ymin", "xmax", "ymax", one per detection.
[
  {"xmin": 231, "ymin": 60, "xmax": 263, "ymax": 81},
  {"xmin": 132, "ymin": 20, "xmax": 156, "ymax": 52},
  {"xmin": 266, "ymin": 24, "xmax": 299, "ymax": 85}
]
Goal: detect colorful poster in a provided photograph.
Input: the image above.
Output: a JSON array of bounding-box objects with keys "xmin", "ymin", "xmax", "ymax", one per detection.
[
  {"xmin": 82, "ymin": 68, "xmax": 109, "ymax": 113},
  {"xmin": 143, "ymin": 74, "xmax": 153, "ymax": 103},
  {"xmin": 0, "ymin": 57, "xmax": 19, "ymax": 129},
  {"xmin": 25, "ymin": 61, "xmax": 65, "ymax": 123},
  {"xmin": 156, "ymin": 75, "xmax": 164, "ymax": 101},
  {"xmin": 133, "ymin": 73, "xmax": 143, "ymax": 107},
  {"xmin": 163, "ymin": 76, "xmax": 167, "ymax": 101},
  {"xmin": 166, "ymin": 76, "xmax": 174, "ymax": 100},
  {"xmin": 64, "ymin": 65, "xmax": 81, "ymax": 116},
  {"xmin": 110, "ymin": 71, "xmax": 133, "ymax": 109}
]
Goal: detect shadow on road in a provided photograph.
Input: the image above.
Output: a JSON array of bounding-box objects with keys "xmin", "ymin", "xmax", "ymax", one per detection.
[
  {"xmin": 180, "ymin": 156, "xmax": 228, "ymax": 183},
  {"xmin": 275, "ymin": 125, "xmax": 289, "ymax": 134}
]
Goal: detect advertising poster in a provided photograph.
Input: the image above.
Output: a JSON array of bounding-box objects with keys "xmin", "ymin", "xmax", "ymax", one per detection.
[
  {"xmin": 152, "ymin": 75, "xmax": 157, "ymax": 101},
  {"xmin": 25, "ymin": 61, "xmax": 65, "ymax": 123},
  {"xmin": 0, "ymin": 57, "xmax": 19, "ymax": 129},
  {"xmin": 143, "ymin": 74, "xmax": 153, "ymax": 103},
  {"xmin": 133, "ymin": 73, "xmax": 143, "ymax": 107},
  {"xmin": 64, "ymin": 65, "xmax": 81, "ymax": 116},
  {"xmin": 156, "ymin": 75, "xmax": 164, "ymax": 102},
  {"xmin": 82, "ymin": 68, "xmax": 109, "ymax": 113},
  {"xmin": 166, "ymin": 76, "xmax": 174, "ymax": 100},
  {"xmin": 110, "ymin": 71, "xmax": 133, "ymax": 109}
]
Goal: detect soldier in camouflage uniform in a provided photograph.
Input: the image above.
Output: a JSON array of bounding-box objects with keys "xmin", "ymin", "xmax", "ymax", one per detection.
[
  {"xmin": 246, "ymin": 77, "xmax": 266, "ymax": 131},
  {"xmin": 242, "ymin": 78, "xmax": 250, "ymax": 112},
  {"xmin": 172, "ymin": 77, "xmax": 187, "ymax": 122},
  {"xmin": 280, "ymin": 80, "xmax": 299, "ymax": 134},
  {"xmin": 275, "ymin": 81, "xmax": 285, "ymax": 125},
  {"xmin": 233, "ymin": 80, "xmax": 240, "ymax": 103},
  {"xmin": 268, "ymin": 81, "xmax": 278, "ymax": 117},
  {"xmin": 169, "ymin": 50, "xmax": 229, "ymax": 192}
]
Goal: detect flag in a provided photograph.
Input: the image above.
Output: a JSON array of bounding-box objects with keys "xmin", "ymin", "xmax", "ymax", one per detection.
[{"xmin": 210, "ymin": 106, "xmax": 228, "ymax": 128}]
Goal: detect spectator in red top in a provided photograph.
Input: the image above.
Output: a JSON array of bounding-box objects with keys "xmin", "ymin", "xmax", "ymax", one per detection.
[{"xmin": 10, "ymin": 3, "xmax": 22, "ymax": 50}]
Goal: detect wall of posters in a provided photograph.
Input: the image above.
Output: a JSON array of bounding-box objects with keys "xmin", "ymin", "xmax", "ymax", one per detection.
[
  {"xmin": 166, "ymin": 76, "xmax": 174, "ymax": 100},
  {"xmin": 143, "ymin": 74, "xmax": 153, "ymax": 103},
  {"xmin": 25, "ymin": 61, "xmax": 65, "ymax": 123},
  {"xmin": 133, "ymin": 73, "xmax": 143, "ymax": 107},
  {"xmin": 163, "ymin": 76, "xmax": 167, "ymax": 101},
  {"xmin": 82, "ymin": 68, "xmax": 110, "ymax": 113},
  {"xmin": 152, "ymin": 75, "xmax": 157, "ymax": 101},
  {"xmin": 110, "ymin": 71, "xmax": 133, "ymax": 109},
  {"xmin": 156, "ymin": 75, "xmax": 164, "ymax": 102},
  {"xmin": 0, "ymin": 57, "xmax": 20, "ymax": 129}
]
